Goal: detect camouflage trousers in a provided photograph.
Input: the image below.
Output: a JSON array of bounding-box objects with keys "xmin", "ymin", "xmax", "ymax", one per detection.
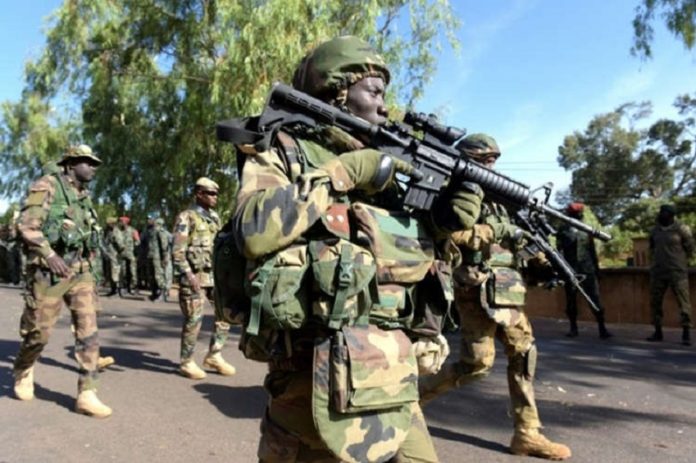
[
  {"xmin": 14, "ymin": 267, "xmax": 101, "ymax": 392},
  {"xmin": 258, "ymin": 365, "xmax": 439, "ymax": 462},
  {"xmin": 419, "ymin": 286, "xmax": 541, "ymax": 431},
  {"xmin": 650, "ymin": 273, "xmax": 692, "ymax": 328},
  {"xmin": 105, "ymin": 253, "xmax": 120, "ymax": 285},
  {"xmin": 178, "ymin": 284, "xmax": 230, "ymax": 362},
  {"xmin": 119, "ymin": 254, "xmax": 138, "ymax": 288},
  {"xmin": 148, "ymin": 258, "xmax": 165, "ymax": 292}
]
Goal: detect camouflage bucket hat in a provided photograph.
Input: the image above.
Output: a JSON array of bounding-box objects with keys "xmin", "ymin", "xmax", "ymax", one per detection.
[
  {"xmin": 456, "ymin": 133, "xmax": 501, "ymax": 161},
  {"xmin": 292, "ymin": 36, "xmax": 390, "ymax": 100},
  {"xmin": 58, "ymin": 144, "xmax": 102, "ymax": 166}
]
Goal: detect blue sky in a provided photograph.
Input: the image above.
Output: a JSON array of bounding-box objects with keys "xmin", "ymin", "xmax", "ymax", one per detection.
[{"xmin": 1, "ymin": 0, "xmax": 695, "ymax": 212}]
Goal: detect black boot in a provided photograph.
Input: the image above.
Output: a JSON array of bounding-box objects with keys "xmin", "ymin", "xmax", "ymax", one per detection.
[
  {"xmin": 598, "ymin": 315, "xmax": 613, "ymax": 339},
  {"xmin": 682, "ymin": 327, "xmax": 691, "ymax": 346},
  {"xmin": 566, "ymin": 320, "xmax": 578, "ymax": 338},
  {"xmin": 106, "ymin": 283, "xmax": 118, "ymax": 297},
  {"xmin": 117, "ymin": 285, "xmax": 123, "ymax": 298},
  {"xmin": 646, "ymin": 325, "xmax": 663, "ymax": 342}
]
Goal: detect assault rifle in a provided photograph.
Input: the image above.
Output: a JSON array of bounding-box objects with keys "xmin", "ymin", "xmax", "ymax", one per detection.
[{"xmin": 216, "ymin": 82, "xmax": 610, "ymax": 312}]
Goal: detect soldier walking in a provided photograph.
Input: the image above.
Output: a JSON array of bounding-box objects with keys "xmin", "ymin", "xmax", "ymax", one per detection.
[
  {"xmin": 419, "ymin": 134, "xmax": 572, "ymax": 460},
  {"xmin": 12, "ymin": 144, "xmax": 112, "ymax": 418},
  {"xmin": 230, "ymin": 37, "xmax": 481, "ymax": 462},
  {"xmin": 646, "ymin": 204, "xmax": 694, "ymax": 346},
  {"xmin": 172, "ymin": 177, "xmax": 235, "ymax": 379}
]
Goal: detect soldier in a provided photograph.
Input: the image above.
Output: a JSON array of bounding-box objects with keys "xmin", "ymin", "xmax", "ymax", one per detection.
[
  {"xmin": 556, "ymin": 202, "xmax": 612, "ymax": 339},
  {"xmin": 419, "ymin": 134, "xmax": 572, "ymax": 460},
  {"xmin": 146, "ymin": 217, "xmax": 169, "ymax": 301},
  {"xmin": 103, "ymin": 217, "xmax": 124, "ymax": 297},
  {"xmin": 231, "ymin": 36, "xmax": 482, "ymax": 462},
  {"xmin": 646, "ymin": 204, "xmax": 694, "ymax": 346},
  {"xmin": 172, "ymin": 177, "xmax": 235, "ymax": 379},
  {"xmin": 118, "ymin": 216, "xmax": 140, "ymax": 294},
  {"xmin": 12, "ymin": 143, "xmax": 112, "ymax": 418}
]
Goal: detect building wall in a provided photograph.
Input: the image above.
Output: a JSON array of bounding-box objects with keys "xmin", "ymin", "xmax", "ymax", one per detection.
[{"xmin": 526, "ymin": 268, "xmax": 695, "ymax": 327}]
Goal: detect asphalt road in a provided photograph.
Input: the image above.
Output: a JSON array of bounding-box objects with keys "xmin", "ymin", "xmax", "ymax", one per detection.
[{"xmin": 0, "ymin": 283, "xmax": 694, "ymax": 463}]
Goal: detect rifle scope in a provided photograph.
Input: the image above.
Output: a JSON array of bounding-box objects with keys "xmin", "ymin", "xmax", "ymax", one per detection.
[{"xmin": 404, "ymin": 112, "xmax": 466, "ymax": 145}]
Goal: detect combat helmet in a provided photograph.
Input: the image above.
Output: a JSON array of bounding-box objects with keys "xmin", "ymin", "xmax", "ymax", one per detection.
[
  {"xmin": 292, "ymin": 36, "xmax": 390, "ymax": 104},
  {"xmin": 455, "ymin": 133, "xmax": 501, "ymax": 161},
  {"xmin": 57, "ymin": 144, "xmax": 102, "ymax": 166}
]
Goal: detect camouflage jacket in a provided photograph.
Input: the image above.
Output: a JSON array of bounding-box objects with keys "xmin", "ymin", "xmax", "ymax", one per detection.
[
  {"xmin": 172, "ymin": 205, "xmax": 220, "ymax": 287},
  {"xmin": 104, "ymin": 226, "xmax": 125, "ymax": 259},
  {"xmin": 450, "ymin": 201, "xmax": 526, "ymax": 324},
  {"xmin": 556, "ymin": 223, "xmax": 599, "ymax": 274},
  {"xmin": 17, "ymin": 173, "xmax": 99, "ymax": 272},
  {"xmin": 650, "ymin": 221, "xmax": 695, "ymax": 275},
  {"xmin": 145, "ymin": 225, "xmax": 170, "ymax": 263},
  {"xmin": 118, "ymin": 224, "xmax": 139, "ymax": 259},
  {"xmin": 233, "ymin": 125, "xmax": 454, "ymax": 339}
]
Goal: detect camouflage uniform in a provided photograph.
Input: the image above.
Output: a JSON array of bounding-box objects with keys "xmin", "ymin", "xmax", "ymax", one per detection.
[
  {"xmin": 12, "ymin": 144, "xmax": 112, "ymax": 417},
  {"xmin": 231, "ymin": 37, "xmax": 474, "ymax": 463},
  {"xmin": 172, "ymin": 179, "xmax": 232, "ymax": 373},
  {"xmin": 556, "ymin": 202, "xmax": 611, "ymax": 338},
  {"xmin": 145, "ymin": 218, "xmax": 169, "ymax": 300},
  {"xmin": 649, "ymin": 209, "xmax": 694, "ymax": 332},
  {"xmin": 103, "ymin": 217, "xmax": 124, "ymax": 294},
  {"xmin": 419, "ymin": 134, "xmax": 571, "ymax": 460},
  {"xmin": 118, "ymin": 217, "xmax": 140, "ymax": 292}
]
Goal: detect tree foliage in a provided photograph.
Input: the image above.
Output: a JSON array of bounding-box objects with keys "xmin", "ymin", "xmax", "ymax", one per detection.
[
  {"xmin": 632, "ymin": 0, "xmax": 696, "ymax": 59},
  {"xmin": 0, "ymin": 0, "xmax": 459, "ymax": 225},
  {"xmin": 557, "ymin": 95, "xmax": 696, "ymax": 225}
]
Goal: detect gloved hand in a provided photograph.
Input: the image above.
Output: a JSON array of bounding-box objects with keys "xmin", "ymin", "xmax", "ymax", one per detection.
[
  {"xmin": 323, "ymin": 149, "xmax": 420, "ymax": 195},
  {"xmin": 433, "ymin": 182, "xmax": 484, "ymax": 232},
  {"xmin": 489, "ymin": 222, "xmax": 531, "ymax": 243},
  {"xmin": 413, "ymin": 334, "xmax": 450, "ymax": 376}
]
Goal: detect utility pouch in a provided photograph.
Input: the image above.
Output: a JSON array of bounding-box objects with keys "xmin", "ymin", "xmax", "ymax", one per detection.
[
  {"xmin": 244, "ymin": 244, "xmax": 309, "ymax": 336},
  {"xmin": 312, "ymin": 325, "xmax": 418, "ymax": 463},
  {"xmin": 485, "ymin": 244, "xmax": 526, "ymax": 308},
  {"xmin": 309, "ymin": 239, "xmax": 376, "ymax": 330}
]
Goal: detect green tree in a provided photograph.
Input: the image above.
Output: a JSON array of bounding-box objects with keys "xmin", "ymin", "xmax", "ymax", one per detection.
[
  {"xmin": 557, "ymin": 102, "xmax": 673, "ymax": 223},
  {"xmin": 632, "ymin": 0, "xmax": 696, "ymax": 59},
  {"xmin": 1, "ymin": 0, "xmax": 459, "ymax": 225}
]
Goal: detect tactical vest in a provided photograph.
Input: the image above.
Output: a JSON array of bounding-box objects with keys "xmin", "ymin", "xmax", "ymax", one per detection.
[
  {"xmin": 42, "ymin": 174, "xmax": 99, "ymax": 260},
  {"xmin": 185, "ymin": 208, "xmax": 219, "ymax": 274},
  {"xmin": 455, "ymin": 201, "xmax": 526, "ymax": 326},
  {"xmin": 219, "ymin": 130, "xmax": 453, "ymax": 362},
  {"xmin": 121, "ymin": 225, "xmax": 136, "ymax": 258}
]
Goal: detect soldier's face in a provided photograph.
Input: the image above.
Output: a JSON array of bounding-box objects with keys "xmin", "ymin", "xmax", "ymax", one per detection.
[
  {"xmin": 482, "ymin": 155, "xmax": 498, "ymax": 169},
  {"xmin": 345, "ymin": 76, "xmax": 388, "ymax": 125},
  {"xmin": 196, "ymin": 188, "xmax": 218, "ymax": 209},
  {"xmin": 72, "ymin": 160, "xmax": 98, "ymax": 183}
]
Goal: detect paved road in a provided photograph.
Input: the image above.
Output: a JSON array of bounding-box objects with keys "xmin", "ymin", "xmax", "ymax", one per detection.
[{"xmin": 0, "ymin": 283, "xmax": 694, "ymax": 462}]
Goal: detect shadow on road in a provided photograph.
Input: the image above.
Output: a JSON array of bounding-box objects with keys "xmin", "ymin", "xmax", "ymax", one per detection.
[
  {"xmin": 33, "ymin": 382, "xmax": 74, "ymax": 411},
  {"xmin": 428, "ymin": 425, "xmax": 510, "ymax": 453},
  {"xmin": 193, "ymin": 383, "xmax": 265, "ymax": 419}
]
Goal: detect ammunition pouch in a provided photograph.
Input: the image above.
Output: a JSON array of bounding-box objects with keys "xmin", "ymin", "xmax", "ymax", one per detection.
[{"xmin": 312, "ymin": 325, "xmax": 418, "ymax": 462}]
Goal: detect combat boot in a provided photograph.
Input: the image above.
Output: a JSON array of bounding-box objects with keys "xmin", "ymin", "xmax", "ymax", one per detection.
[
  {"xmin": 13, "ymin": 367, "xmax": 35, "ymax": 401},
  {"xmin": 646, "ymin": 325, "xmax": 663, "ymax": 342},
  {"xmin": 98, "ymin": 356, "xmax": 116, "ymax": 370},
  {"xmin": 510, "ymin": 428, "xmax": 571, "ymax": 460},
  {"xmin": 565, "ymin": 320, "xmax": 578, "ymax": 338},
  {"xmin": 203, "ymin": 352, "xmax": 237, "ymax": 376},
  {"xmin": 106, "ymin": 284, "xmax": 118, "ymax": 297},
  {"xmin": 75, "ymin": 390, "xmax": 112, "ymax": 418},
  {"xmin": 682, "ymin": 327, "xmax": 691, "ymax": 346},
  {"xmin": 599, "ymin": 324, "xmax": 613, "ymax": 339},
  {"xmin": 179, "ymin": 360, "xmax": 207, "ymax": 380}
]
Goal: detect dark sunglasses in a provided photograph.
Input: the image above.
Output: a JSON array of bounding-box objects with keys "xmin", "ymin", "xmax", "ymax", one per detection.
[{"xmin": 201, "ymin": 190, "xmax": 218, "ymax": 196}]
